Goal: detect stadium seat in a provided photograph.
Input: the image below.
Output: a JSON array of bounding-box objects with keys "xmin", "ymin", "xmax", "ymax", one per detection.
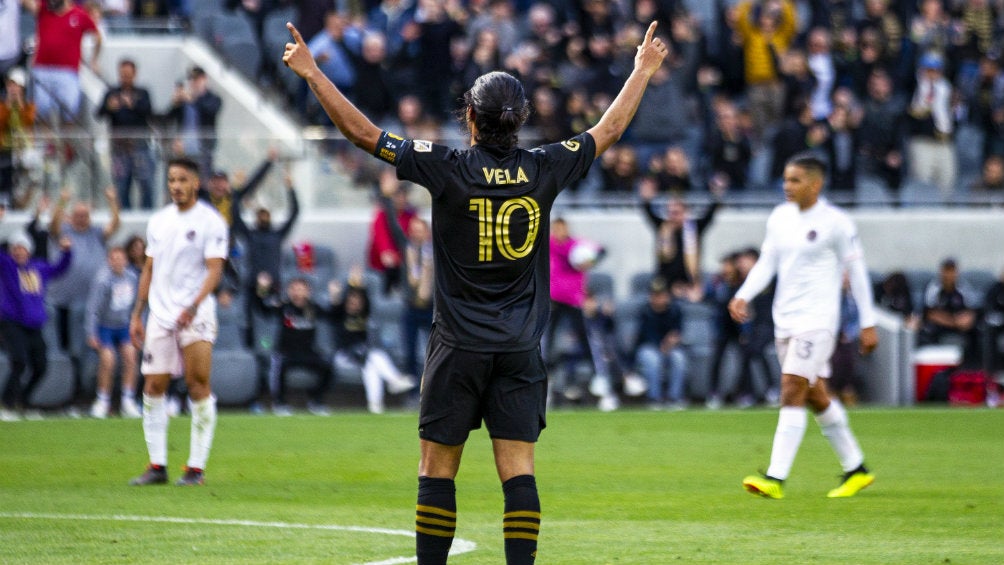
[
  {"xmin": 587, "ymin": 272, "xmax": 615, "ymax": 299},
  {"xmin": 211, "ymin": 349, "xmax": 259, "ymax": 406},
  {"xmin": 629, "ymin": 272, "xmax": 653, "ymax": 296}
]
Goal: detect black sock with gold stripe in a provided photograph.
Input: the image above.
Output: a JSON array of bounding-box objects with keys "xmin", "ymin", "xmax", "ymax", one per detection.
[
  {"xmin": 416, "ymin": 477, "xmax": 456, "ymax": 565},
  {"xmin": 502, "ymin": 474, "xmax": 540, "ymax": 565}
]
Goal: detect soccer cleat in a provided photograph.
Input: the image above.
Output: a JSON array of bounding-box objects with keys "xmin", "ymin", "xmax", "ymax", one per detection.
[
  {"xmin": 129, "ymin": 465, "xmax": 168, "ymax": 486},
  {"xmin": 0, "ymin": 408, "xmax": 21, "ymax": 422},
  {"xmin": 272, "ymin": 404, "xmax": 293, "ymax": 417},
  {"xmin": 743, "ymin": 474, "xmax": 784, "ymax": 499},
  {"xmin": 827, "ymin": 469, "xmax": 875, "ymax": 498},
  {"xmin": 175, "ymin": 467, "xmax": 205, "ymax": 486}
]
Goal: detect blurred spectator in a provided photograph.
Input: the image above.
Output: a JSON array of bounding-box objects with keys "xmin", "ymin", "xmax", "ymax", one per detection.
[
  {"xmin": 777, "ymin": 48, "xmax": 817, "ymax": 119},
  {"xmin": 703, "ymin": 100, "xmax": 752, "ymax": 190},
  {"xmin": 875, "ymin": 270, "xmax": 919, "ymax": 330},
  {"xmin": 367, "ymin": 170, "xmax": 416, "ymax": 295},
  {"xmin": 26, "ymin": 0, "xmax": 102, "ymax": 123},
  {"xmin": 467, "ymin": 0, "xmax": 519, "ymax": 56},
  {"xmin": 857, "ymin": 0, "xmax": 904, "ymax": 75},
  {"xmin": 0, "ymin": 67, "xmax": 35, "ymax": 208},
  {"xmin": 626, "ymin": 16, "xmax": 700, "ymax": 169},
  {"xmin": 844, "ymin": 27, "xmax": 892, "ymax": 100},
  {"xmin": 906, "ymin": 52, "xmax": 956, "ymax": 198},
  {"xmin": 96, "ymin": 58, "xmax": 156, "ymax": 209},
  {"xmin": 644, "ymin": 145, "xmax": 694, "ymax": 193},
  {"xmin": 85, "ymin": 246, "xmax": 140, "ymax": 419},
  {"xmin": 327, "ymin": 267, "xmax": 415, "ymax": 414},
  {"xmin": 909, "ymin": 0, "xmax": 954, "ymax": 57},
  {"xmin": 26, "ymin": 195, "xmax": 52, "ymax": 259},
  {"xmin": 306, "ymin": 10, "xmax": 360, "ymax": 122},
  {"xmin": 770, "ymin": 99, "xmax": 829, "ymax": 186},
  {"xmin": 830, "ymin": 272, "xmax": 862, "ymax": 406},
  {"xmin": 352, "ymin": 31, "xmax": 395, "ymax": 125},
  {"xmin": 597, "ymin": 145, "xmax": 641, "ymax": 194},
  {"xmin": 969, "ymin": 154, "xmax": 1004, "ymax": 193},
  {"xmin": 412, "ymin": 0, "xmax": 465, "ymax": 121},
  {"xmin": 47, "ymin": 187, "xmax": 120, "ymax": 415},
  {"xmin": 734, "ymin": 246, "xmax": 777, "ymax": 405},
  {"xmin": 825, "ymin": 97, "xmax": 860, "ymax": 193},
  {"xmin": 733, "ymin": 0, "xmax": 797, "ymax": 139},
  {"xmin": 581, "ymin": 289, "xmax": 629, "ymax": 411},
  {"xmin": 526, "ymin": 85, "xmax": 572, "ymax": 144},
  {"xmin": 858, "ymin": 68, "xmax": 906, "ymax": 192},
  {"xmin": 366, "ymin": 0, "xmax": 417, "ymax": 61},
  {"xmin": 0, "ymin": 1, "xmax": 26, "ymax": 82},
  {"xmin": 373, "ymin": 175, "xmax": 433, "ymax": 386},
  {"xmin": 0, "ymin": 231, "xmax": 72, "ymax": 422},
  {"xmin": 634, "ymin": 276, "xmax": 688, "ymax": 410},
  {"xmin": 960, "ymin": 54, "xmax": 1004, "ymax": 162},
  {"xmin": 254, "ymin": 272, "xmax": 334, "ymax": 416},
  {"xmin": 198, "ymin": 149, "xmax": 276, "ymax": 227},
  {"xmin": 920, "ymin": 258, "xmax": 979, "ymax": 364},
  {"xmin": 460, "ymin": 28, "xmax": 503, "ymax": 94},
  {"xmin": 705, "ymin": 252, "xmax": 742, "ymax": 408},
  {"xmin": 982, "ymin": 267, "xmax": 1004, "ymax": 383},
  {"xmin": 167, "ymin": 66, "xmax": 222, "ymax": 177},
  {"xmin": 639, "ymin": 178, "xmax": 723, "ymax": 298},
  {"xmin": 545, "ymin": 218, "xmax": 603, "ymax": 401},
  {"xmin": 124, "ymin": 233, "xmax": 146, "ymax": 277},
  {"xmin": 806, "ymin": 27, "xmax": 836, "ymax": 120},
  {"xmin": 232, "ymin": 169, "xmax": 299, "ymax": 346},
  {"xmin": 400, "ymin": 215, "xmax": 433, "ymax": 386}
]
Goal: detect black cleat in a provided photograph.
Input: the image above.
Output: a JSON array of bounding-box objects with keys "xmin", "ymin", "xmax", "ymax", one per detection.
[
  {"xmin": 175, "ymin": 466, "xmax": 205, "ymax": 486},
  {"xmin": 129, "ymin": 465, "xmax": 168, "ymax": 486}
]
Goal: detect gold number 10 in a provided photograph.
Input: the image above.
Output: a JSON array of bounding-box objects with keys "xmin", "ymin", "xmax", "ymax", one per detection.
[{"xmin": 469, "ymin": 197, "xmax": 541, "ymax": 262}]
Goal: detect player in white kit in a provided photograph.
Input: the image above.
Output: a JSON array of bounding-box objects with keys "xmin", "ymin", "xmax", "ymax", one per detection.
[
  {"xmin": 128, "ymin": 156, "xmax": 228, "ymax": 486},
  {"xmin": 729, "ymin": 153, "xmax": 878, "ymax": 499}
]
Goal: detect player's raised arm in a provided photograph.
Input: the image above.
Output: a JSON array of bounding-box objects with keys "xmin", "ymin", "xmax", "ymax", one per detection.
[
  {"xmin": 587, "ymin": 22, "xmax": 668, "ymax": 157},
  {"xmin": 282, "ymin": 22, "xmax": 381, "ymax": 154}
]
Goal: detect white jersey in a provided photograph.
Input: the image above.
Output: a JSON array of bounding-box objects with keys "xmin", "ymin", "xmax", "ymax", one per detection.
[
  {"xmin": 735, "ymin": 198, "xmax": 875, "ymax": 338},
  {"xmin": 145, "ymin": 200, "xmax": 228, "ymax": 330}
]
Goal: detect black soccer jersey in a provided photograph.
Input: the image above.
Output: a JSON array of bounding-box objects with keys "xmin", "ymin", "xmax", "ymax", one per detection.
[{"xmin": 374, "ymin": 130, "xmax": 597, "ymax": 352}]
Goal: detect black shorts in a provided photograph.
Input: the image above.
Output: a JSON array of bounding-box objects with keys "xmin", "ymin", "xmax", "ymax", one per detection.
[{"xmin": 419, "ymin": 327, "xmax": 547, "ymax": 446}]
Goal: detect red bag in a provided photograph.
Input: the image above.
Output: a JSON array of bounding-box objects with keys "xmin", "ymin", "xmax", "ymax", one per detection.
[{"xmin": 948, "ymin": 371, "xmax": 988, "ymax": 406}]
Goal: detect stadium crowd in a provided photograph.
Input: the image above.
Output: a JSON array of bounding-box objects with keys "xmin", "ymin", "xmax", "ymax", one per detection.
[
  {"xmin": 6, "ymin": 1, "xmax": 1004, "ymax": 203},
  {"xmin": 2, "ymin": 0, "xmax": 1004, "ymax": 419}
]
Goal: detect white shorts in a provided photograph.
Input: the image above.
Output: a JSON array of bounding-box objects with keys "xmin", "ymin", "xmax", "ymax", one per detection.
[
  {"xmin": 775, "ymin": 330, "xmax": 836, "ymax": 384},
  {"xmin": 141, "ymin": 317, "xmax": 217, "ymax": 377}
]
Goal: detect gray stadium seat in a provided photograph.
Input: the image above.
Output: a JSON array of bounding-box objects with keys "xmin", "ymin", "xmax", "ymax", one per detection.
[
  {"xmin": 629, "ymin": 272, "xmax": 653, "ymax": 296},
  {"xmin": 587, "ymin": 272, "xmax": 615, "ymax": 298},
  {"xmin": 211, "ymin": 350, "xmax": 258, "ymax": 406}
]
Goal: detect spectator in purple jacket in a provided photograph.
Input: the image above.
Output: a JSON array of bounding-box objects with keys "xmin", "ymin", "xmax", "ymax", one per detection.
[{"xmin": 0, "ymin": 230, "xmax": 72, "ymax": 421}]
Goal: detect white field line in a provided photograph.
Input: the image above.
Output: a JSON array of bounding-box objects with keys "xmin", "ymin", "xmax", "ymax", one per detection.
[{"xmin": 0, "ymin": 512, "xmax": 477, "ymax": 565}]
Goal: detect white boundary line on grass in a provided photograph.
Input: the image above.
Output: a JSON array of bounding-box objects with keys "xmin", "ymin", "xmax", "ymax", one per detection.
[{"xmin": 0, "ymin": 512, "xmax": 477, "ymax": 565}]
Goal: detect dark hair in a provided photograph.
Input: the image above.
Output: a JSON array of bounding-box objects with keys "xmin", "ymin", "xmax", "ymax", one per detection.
[
  {"xmin": 461, "ymin": 71, "xmax": 530, "ymax": 150},
  {"xmin": 119, "ymin": 58, "xmax": 136, "ymax": 70},
  {"xmin": 167, "ymin": 156, "xmax": 201, "ymax": 175},
  {"xmin": 786, "ymin": 152, "xmax": 828, "ymax": 177}
]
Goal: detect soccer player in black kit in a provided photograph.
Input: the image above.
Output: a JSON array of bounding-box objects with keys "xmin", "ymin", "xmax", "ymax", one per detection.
[{"xmin": 283, "ymin": 21, "xmax": 668, "ymax": 565}]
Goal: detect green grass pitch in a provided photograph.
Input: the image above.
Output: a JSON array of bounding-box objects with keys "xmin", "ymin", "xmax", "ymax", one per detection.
[{"xmin": 1, "ymin": 407, "xmax": 1002, "ymax": 564}]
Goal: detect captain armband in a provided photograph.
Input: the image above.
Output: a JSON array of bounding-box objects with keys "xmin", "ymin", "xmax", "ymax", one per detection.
[{"xmin": 374, "ymin": 130, "xmax": 406, "ymax": 165}]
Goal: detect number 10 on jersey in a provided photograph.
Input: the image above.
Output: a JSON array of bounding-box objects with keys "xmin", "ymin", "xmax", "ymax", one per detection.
[{"xmin": 469, "ymin": 197, "xmax": 541, "ymax": 262}]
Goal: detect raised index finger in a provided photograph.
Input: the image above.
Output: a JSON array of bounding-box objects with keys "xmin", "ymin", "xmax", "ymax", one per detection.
[
  {"xmin": 643, "ymin": 21, "xmax": 658, "ymax": 45},
  {"xmin": 287, "ymin": 22, "xmax": 305, "ymax": 45}
]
